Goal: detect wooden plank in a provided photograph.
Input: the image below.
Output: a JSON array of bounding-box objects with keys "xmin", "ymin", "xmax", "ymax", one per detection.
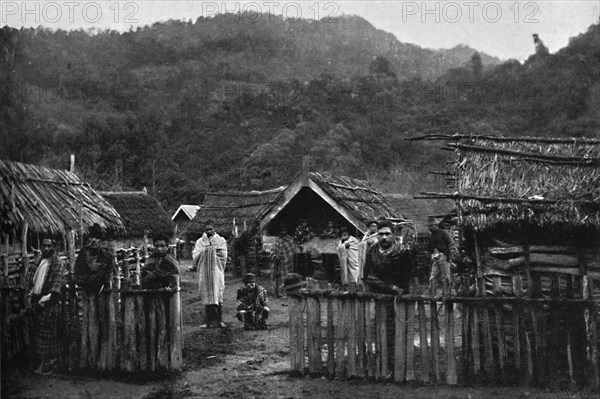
[
  {"xmin": 587, "ymin": 305, "xmax": 599, "ymax": 389},
  {"xmin": 346, "ymin": 298, "xmax": 357, "ymax": 377},
  {"xmin": 89, "ymin": 294, "xmax": 99, "ymax": 369},
  {"xmin": 289, "ymin": 296, "xmax": 297, "ymax": 372},
  {"xmin": 482, "ymin": 304, "xmax": 494, "ymax": 376},
  {"xmin": 524, "ymin": 331, "xmax": 533, "ymax": 385},
  {"xmin": 394, "ymin": 299, "xmax": 407, "ymax": 382},
  {"xmin": 147, "ymin": 296, "xmax": 157, "ymax": 372},
  {"xmin": 80, "ymin": 295, "xmax": 90, "ymax": 369},
  {"xmin": 513, "ymin": 304, "xmax": 521, "ymax": 372},
  {"xmin": 405, "ymin": 301, "xmax": 416, "ymax": 381},
  {"xmin": 169, "ymin": 278, "xmax": 183, "ymax": 371},
  {"xmin": 356, "ymin": 298, "xmax": 366, "ymax": 378},
  {"xmin": 136, "ymin": 294, "xmax": 147, "ymax": 370},
  {"xmin": 375, "ymin": 300, "xmax": 388, "ymax": 379},
  {"xmin": 307, "ymin": 296, "xmax": 322, "ymax": 375},
  {"xmin": 445, "ymin": 301, "xmax": 457, "ymax": 385},
  {"xmin": 430, "ymin": 301, "xmax": 441, "ymax": 381},
  {"xmin": 461, "ymin": 302, "xmax": 470, "ymax": 379},
  {"xmin": 326, "ymin": 297, "xmax": 335, "ymax": 377},
  {"xmin": 156, "ymin": 295, "xmax": 169, "ymax": 370},
  {"xmin": 494, "ymin": 304, "xmax": 505, "ymax": 372},
  {"xmin": 98, "ymin": 292, "xmax": 108, "ymax": 372},
  {"xmin": 418, "ymin": 300, "xmax": 430, "ymax": 382},
  {"xmin": 471, "ymin": 305, "xmax": 481, "ymax": 375},
  {"xmin": 122, "ymin": 293, "xmax": 136, "ymax": 372},
  {"xmin": 365, "ymin": 300, "xmax": 375, "ymax": 378},
  {"xmin": 335, "ymin": 299, "xmax": 345, "ymax": 379}
]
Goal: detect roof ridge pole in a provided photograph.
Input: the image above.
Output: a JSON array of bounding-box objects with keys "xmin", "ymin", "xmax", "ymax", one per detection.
[{"xmin": 301, "ymin": 155, "xmax": 311, "ymax": 186}]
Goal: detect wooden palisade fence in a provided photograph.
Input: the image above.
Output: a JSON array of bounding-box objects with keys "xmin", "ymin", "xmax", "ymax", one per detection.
[
  {"xmin": 289, "ymin": 289, "xmax": 599, "ymax": 389},
  {"xmin": 1, "ymin": 245, "xmax": 183, "ymax": 375}
]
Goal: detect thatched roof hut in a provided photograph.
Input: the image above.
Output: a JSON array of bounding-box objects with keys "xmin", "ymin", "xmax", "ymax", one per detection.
[
  {"xmin": 101, "ymin": 191, "xmax": 174, "ymax": 239},
  {"xmin": 260, "ymin": 172, "xmax": 407, "ymax": 235},
  {"xmin": 0, "ymin": 159, "xmax": 123, "ymax": 235},
  {"xmin": 185, "ymin": 187, "xmax": 285, "ymax": 238}
]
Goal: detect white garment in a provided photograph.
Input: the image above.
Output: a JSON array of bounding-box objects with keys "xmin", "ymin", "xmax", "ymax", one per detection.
[
  {"xmin": 338, "ymin": 235, "xmax": 360, "ymax": 284},
  {"xmin": 31, "ymin": 259, "xmax": 50, "ymax": 295},
  {"xmin": 193, "ymin": 233, "xmax": 228, "ymax": 304}
]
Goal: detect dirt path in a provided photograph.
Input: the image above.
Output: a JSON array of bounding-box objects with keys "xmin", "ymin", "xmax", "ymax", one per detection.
[{"xmin": 2, "ymin": 262, "xmax": 597, "ymax": 398}]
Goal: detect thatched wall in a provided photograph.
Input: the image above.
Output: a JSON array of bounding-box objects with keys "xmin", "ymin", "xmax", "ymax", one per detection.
[
  {"xmin": 101, "ymin": 192, "xmax": 174, "ymax": 238},
  {"xmin": 0, "ymin": 159, "xmax": 123, "ymax": 235}
]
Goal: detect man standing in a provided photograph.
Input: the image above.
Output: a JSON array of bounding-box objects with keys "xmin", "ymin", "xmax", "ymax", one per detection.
[
  {"xmin": 26, "ymin": 237, "xmax": 65, "ymax": 374},
  {"xmin": 236, "ymin": 273, "xmax": 269, "ymax": 330},
  {"xmin": 193, "ymin": 220, "xmax": 228, "ymax": 328},
  {"xmin": 74, "ymin": 223, "xmax": 116, "ymax": 297},
  {"xmin": 337, "ymin": 227, "xmax": 360, "ymax": 286},
  {"xmin": 363, "ymin": 220, "xmax": 412, "ymax": 295},
  {"xmin": 358, "ymin": 220, "xmax": 378, "ymax": 285},
  {"xmin": 363, "ymin": 220, "xmax": 413, "ymax": 370},
  {"xmin": 427, "ymin": 217, "xmax": 459, "ymax": 295},
  {"xmin": 271, "ymin": 228, "xmax": 294, "ymax": 298},
  {"xmin": 141, "ymin": 234, "xmax": 179, "ymax": 290}
]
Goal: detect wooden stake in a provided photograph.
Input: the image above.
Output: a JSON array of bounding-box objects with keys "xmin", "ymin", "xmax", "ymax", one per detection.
[
  {"xmin": 356, "ymin": 298, "xmax": 366, "ymax": 378},
  {"xmin": 471, "ymin": 306, "xmax": 480, "ymax": 375},
  {"xmin": 169, "ymin": 276, "xmax": 183, "ymax": 371},
  {"xmin": 326, "ymin": 297, "xmax": 334, "ymax": 377},
  {"xmin": 347, "ymin": 298, "xmax": 357, "ymax": 377},
  {"xmin": 307, "ymin": 296, "xmax": 322, "ymax": 375},
  {"xmin": 445, "ymin": 301, "xmax": 457, "ymax": 385},
  {"xmin": 136, "ymin": 294, "xmax": 147, "ymax": 370},
  {"xmin": 431, "ymin": 300, "xmax": 441, "ymax": 381},
  {"xmin": 406, "ymin": 301, "xmax": 416, "ymax": 381},
  {"xmin": 156, "ymin": 295, "xmax": 169, "ymax": 370},
  {"xmin": 394, "ymin": 299, "xmax": 407, "ymax": 382},
  {"xmin": 122, "ymin": 293, "xmax": 136, "ymax": 372},
  {"xmin": 418, "ymin": 300, "xmax": 430, "ymax": 382},
  {"xmin": 335, "ymin": 299, "xmax": 345, "ymax": 379}
]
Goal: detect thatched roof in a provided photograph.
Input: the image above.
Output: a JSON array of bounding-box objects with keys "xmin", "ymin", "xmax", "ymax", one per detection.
[
  {"xmin": 101, "ymin": 191, "xmax": 174, "ymax": 238},
  {"xmin": 413, "ymin": 135, "xmax": 600, "ymax": 230},
  {"xmin": 185, "ymin": 187, "xmax": 285, "ymax": 237},
  {"xmin": 261, "ymin": 172, "xmax": 407, "ymax": 234},
  {"xmin": 383, "ymin": 194, "xmax": 453, "ymax": 232},
  {"xmin": 0, "ymin": 159, "xmax": 123, "ymax": 235}
]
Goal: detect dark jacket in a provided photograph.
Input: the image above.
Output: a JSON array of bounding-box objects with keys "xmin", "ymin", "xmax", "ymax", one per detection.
[
  {"xmin": 141, "ymin": 254, "xmax": 179, "ymax": 289},
  {"xmin": 364, "ymin": 239, "xmax": 413, "ymax": 294},
  {"xmin": 74, "ymin": 245, "xmax": 116, "ymax": 295}
]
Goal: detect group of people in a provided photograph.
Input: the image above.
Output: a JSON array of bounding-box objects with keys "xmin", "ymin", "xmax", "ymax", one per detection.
[{"xmin": 25, "ymin": 216, "xmax": 457, "ymax": 374}]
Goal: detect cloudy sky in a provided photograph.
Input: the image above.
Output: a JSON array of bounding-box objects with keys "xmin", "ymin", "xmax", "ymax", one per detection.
[{"xmin": 2, "ymin": 1, "xmax": 599, "ymax": 61}]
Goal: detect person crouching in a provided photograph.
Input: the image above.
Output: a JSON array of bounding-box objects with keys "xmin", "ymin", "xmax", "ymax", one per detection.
[{"xmin": 236, "ymin": 273, "xmax": 269, "ymax": 330}]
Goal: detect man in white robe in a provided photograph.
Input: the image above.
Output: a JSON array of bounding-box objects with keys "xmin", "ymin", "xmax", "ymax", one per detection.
[
  {"xmin": 358, "ymin": 220, "xmax": 379, "ymax": 285},
  {"xmin": 337, "ymin": 227, "xmax": 360, "ymax": 285},
  {"xmin": 193, "ymin": 220, "xmax": 228, "ymax": 328}
]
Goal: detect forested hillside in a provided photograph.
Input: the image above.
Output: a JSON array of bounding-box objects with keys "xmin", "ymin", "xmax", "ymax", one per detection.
[{"xmin": 1, "ymin": 14, "xmax": 598, "ymax": 209}]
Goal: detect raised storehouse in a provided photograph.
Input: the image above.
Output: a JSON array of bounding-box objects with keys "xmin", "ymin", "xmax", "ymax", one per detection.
[
  {"xmin": 101, "ymin": 191, "xmax": 174, "ymax": 248},
  {"xmin": 184, "ymin": 187, "xmax": 285, "ymax": 239},
  {"xmin": 417, "ymin": 134, "xmax": 600, "ymax": 298}
]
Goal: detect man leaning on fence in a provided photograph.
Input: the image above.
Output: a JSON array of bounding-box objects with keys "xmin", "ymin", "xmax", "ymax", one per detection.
[
  {"xmin": 74, "ymin": 223, "xmax": 116, "ymax": 297},
  {"xmin": 141, "ymin": 233, "xmax": 179, "ymax": 290},
  {"xmin": 26, "ymin": 237, "xmax": 65, "ymax": 375}
]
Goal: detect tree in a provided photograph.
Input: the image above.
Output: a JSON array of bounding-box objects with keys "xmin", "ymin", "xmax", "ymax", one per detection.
[{"xmin": 471, "ymin": 52, "xmax": 483, "ymax": 79}]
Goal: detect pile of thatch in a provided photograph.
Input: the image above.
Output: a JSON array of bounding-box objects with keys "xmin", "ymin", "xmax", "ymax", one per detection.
[
  {"xmin": 415, "ymin": 135, "xmax": 600, "ymax": 230},
  {"xmin": 185, "ymin": 187, "xmax": 285, "ymax": 237},
  {"xmin": 0, "ymin": 160, "xmax": 123, "ymax": 235},
  {"xmin": 101, "ymin": 191, "xmax": 174, "ymax": 238},
  {"xmin": 309, "ymin": 173, "xmax": 406, "ymax": 224}
]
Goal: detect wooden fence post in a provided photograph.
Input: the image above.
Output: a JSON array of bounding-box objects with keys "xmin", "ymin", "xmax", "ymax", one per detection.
[
  {"xmin": 307, "ymin": 296, "xmax": 322, "ymax": 376},
  {"xmin": 418, "ymin": 300, "xmax": 430, "ymax": 382},
  {"xmin": 327, "ymin": 297, "xmax": 335, "ymax": 377},
  {"xmin": 445, "ymin": 300, "xmax": 457, "ymax": 385},
  {"xmin": 169, "ymin": 275, "xmax": 183, "ymax": 371}
]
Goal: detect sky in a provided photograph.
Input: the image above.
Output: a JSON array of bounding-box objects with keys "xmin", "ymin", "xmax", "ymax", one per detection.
[{"xmin": 1, "ymin": 0, "xmax": 599, "ymax": 61}]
